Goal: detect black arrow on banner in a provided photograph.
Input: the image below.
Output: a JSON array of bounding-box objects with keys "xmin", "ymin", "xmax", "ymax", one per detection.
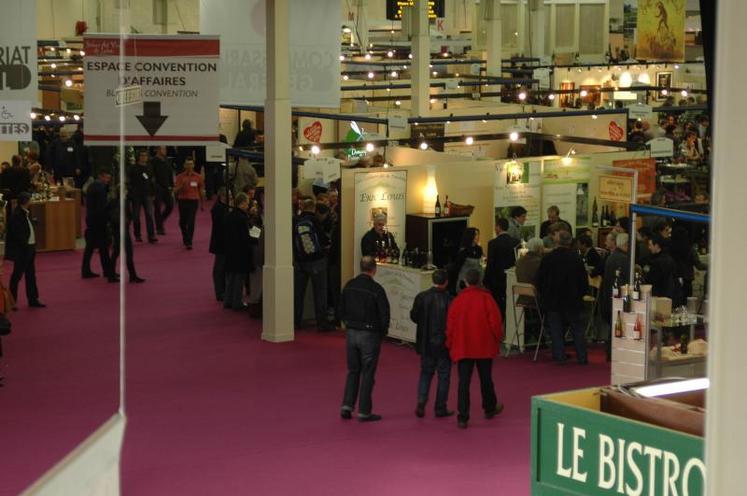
[{"xmin": 136, "ymin": 101, "xmax": 168, "ymax": 136}]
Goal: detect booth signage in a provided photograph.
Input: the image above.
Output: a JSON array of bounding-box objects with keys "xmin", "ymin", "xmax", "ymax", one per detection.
[
  {"xmin": 83, "ymin": 35, "xmax": 220, "ymax": 146},
  {"xmin": 0, "ymin": 0, "xmax": 37, "ymax": 104},
  {"xmin": 648, "ymin": 137, "xmax": 675, "ymax": 158},
  {"xmin": 114, "ymin": 85, "xmax": 142, "ymax": 107},
  {"xmin": 614, "ymin": 158, "xmax": 656, "ymax": 202},
  {"xmin": 205, "ymin": 142, "xmax": 228, "ymax": 162},
  {"xmin": 200, "ymin": 0, "xmax": 341, "ymax": 108},
  {"xmin": 599, "ymin": 174, "xmax": 635, "ymax": 204},
  {"xmin": 532, "ymin": 395, "xmax": 705, "ymax": 496},
  {"xmin": 609, "ymin": 121, "xmax": 625, "ymax": 141},
  {"xmin": 0, "ymin": 100, "xmax": 31, "ymax": 141},
  {"xmin": 303, "ymin": 157, "xmax": 341, "ymax": 183},
  {"xmin": 533, "ymin": 68, "xmax": 552, "ymax": 90},
  {"xmin": 303, "ymin": 120, "xmax": 323, "ymax": 143},
  {"xmin": 629, "ymin": 103, "xmax": 653, "ymax": 122},
  {"xmin": 386, "ymin": 0, "xmax": 445, "ymax": 20},
  {"xmin": 353, "ymin": 171, "xmax": 407, "ymax": 273},
  {"xmin": 387, "ymin": 114, "xmax": 408, "ymax": 134}
]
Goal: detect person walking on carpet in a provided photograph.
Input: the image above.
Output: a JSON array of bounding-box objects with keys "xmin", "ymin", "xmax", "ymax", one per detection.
[
  {"xmin": 338, "ymin": 256, "xmax": 390, "ymax": 422},
  {"xmin": 173, "ymin": 157, "xmax": 205, "ymax": 250},
  {"xmin": 446, "ymin": 268, "xmax": 503, "ymax": 429},
  {"xmin": 410, "ymin": 269, "xmax": 454, "ymax": 418},
  {"xmin": 6, "ymin": 193, "xmax": 45, "ymax": 308}
]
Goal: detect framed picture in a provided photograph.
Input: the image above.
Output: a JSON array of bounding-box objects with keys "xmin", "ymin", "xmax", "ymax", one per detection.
[
  {"xmin": 580, "ymin": 85, "xmax": 602, "ymax": 108},
  {"xmin": 656, "ymin": 71, "xmax": 673, "ymax": 100},
  {"xmin": 559, "ymin": 82, "xmax": 575, "ymax": 108}
]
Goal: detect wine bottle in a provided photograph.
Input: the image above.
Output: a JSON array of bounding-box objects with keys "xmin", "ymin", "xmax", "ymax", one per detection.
[
  {"xmin": 622, "ymin": 285, "xmax": 631, "ymax": 313},
  {"xmin": 609, "ymin": 206, "xmax": 617, "ymax": 226},
  {"xmin": 612, "ymin": 268, "xmax": 621, "ymax": 298},
  {"xmin": 435, "ymin": 195, "xmax": 441, "ymax": 217},
  {"xmin": 633, "ymin": 272, "xmax": 641, "ymax": 300},
  {"xmin": 614, "ymin": 310, "xmax": 624, "ymax": 338},
  {"xmin": 591, "ymin": 197, "xmax": 599, "ymax": 227},
  {"xmin": 680, "ymin": 334, "xmax": 689, "ymax": 354},
  {"xmin": 392, "ymin": 245, "xmax": 400, "ymax": 265},
  {"xmin": 400, "ymin": 247, "xmax": 407, "ymax": 266},
  {"xmin": 443, "ymin": 195, "xmax": 450, "ymax": 216},
  {"xmin": 633, "ymin": 314, "xmax": 642, "ymax": 340}
]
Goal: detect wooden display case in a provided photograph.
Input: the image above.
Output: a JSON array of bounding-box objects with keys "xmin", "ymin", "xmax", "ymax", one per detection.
[{"xmin": 405, "ymin": 214, "xmax": 470, "ymax": 269}]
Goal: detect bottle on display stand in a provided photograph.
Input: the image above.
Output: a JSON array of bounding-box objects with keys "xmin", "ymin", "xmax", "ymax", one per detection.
[
  {"xmin": 622, "ymin": 285, "xmax": 631, "ymax": 313},
  {"xmin": 614, "ymin": 310, "xmax": 624, "ymax": 338},
  {"xmin": 680, "ymin": 334, "xmax": 689, "ymax": 354},
  {"xmin": 443, "ymin": 195, "xmax": 450, "ymax": 216},
  {"xmin": 400, "ymin": 246, "xmax": 408, "ymax": 266},
  {"xmin": 612, "ymin": 268, "xmax": 621, "ymax": 298},
  {"xmin": 632, "ymin": 272, "xmax": 642, "ymax": 301},
  {"xmin": 392, "ymin": 244, "xmax": 400, "ymax": 265},
  {"xmin": 434, "ymin": 195, "xmax": 441, "ymax": 217},
  {"xmin": 413, "ymin": 248, "xmax": 421, "ymax": 268},
  {"xmin": 591, "ymin": 197, "xmax": 599, "ymax": 227},
  {"xmin": 633, "ymin": 314, "xmax": 643, "ymax": 340},
  {"xmin": 609, "ymin": 206, "xmax": 617, "ymax": 226}
]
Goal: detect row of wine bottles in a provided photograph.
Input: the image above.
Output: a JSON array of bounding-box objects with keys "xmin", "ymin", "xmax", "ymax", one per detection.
[
  {"xmin": 612, "ymin": 268, "xmax": 643, "ymax": 309},
  {"xmin": 375, "ymin": 239, "xmax": 430, "ymax": 268},
  {"xmin": 614, "ymin": 310, "xmax": 643, "ymax": 340},
  {"xmin": 591, "ymin": 197, "xmax": 622, "ymax": 228},
  {"xmin": 434, "ymin": 195, "xmax": 450, "ymax": 217}
]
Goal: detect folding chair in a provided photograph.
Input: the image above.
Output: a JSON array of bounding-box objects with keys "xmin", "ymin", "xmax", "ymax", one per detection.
[
  {"xmin": 506, "ymin": 283, "xmax": 546, "ymax": 362},
  {"xmin": 584, "ymin": 275, "xmax": 603, "ymax": 340}
]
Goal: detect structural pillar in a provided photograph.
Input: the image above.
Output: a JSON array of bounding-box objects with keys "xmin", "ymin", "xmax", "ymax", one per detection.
[
  {"xmin": 484, "ymin": 0, "xmax": 502, "ymax": 78},
  {"xmin": 410, "ymin": 0, "xmax": 430, "ymax": 117},
  {"xmin": 528, "ymin": 0, "xmax": 545, "ymax": 59},
  {"xmin": 262, "ymin": 0, "xmax": 294, "ymax": 343},
  {"xmin": 355, "ymin": 0, "xmax": 369, "ymax": 54},
  {"xmin": 705, "ymin": 1, "xmax": 747, "ymax": 492}
]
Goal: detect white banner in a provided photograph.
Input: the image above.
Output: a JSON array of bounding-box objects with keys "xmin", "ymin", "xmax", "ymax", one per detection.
[
  {"xmin": 0, "ymin": 0, "xmax": 37, "ymax": 104},
  {"xmin": 648, "ymin": 137, "xmax": 675, "ymax": 158},
  {"xmin": 0, "ymin": 101, "xmax": 31, "ymax": 141},
  {"xmin": 199, "ymin": 0, "xmax": 341, "ymax": 107},
  {"xmin": 353, "ymin": 171, "xmax": 407, "ymax": 272},
  {"xmin": 83, "ymin": 34, "xmax": 220, "ymax": 146}
]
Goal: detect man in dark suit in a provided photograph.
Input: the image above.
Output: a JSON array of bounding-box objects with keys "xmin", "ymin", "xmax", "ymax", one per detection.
[
  {"xmin": 82, "ymin": 170, "xmax": 115, "ymax": 280},
  {"xmin": 6, "ymin": 193, "xmax": 45, "ymax": 308},
  {"xmin": 484, "ymin": 216, "xmax": 520, "ymax": 318},
  {"xmin": 539, "ymin": 205, "xmax": 573, "ymax": 239}
]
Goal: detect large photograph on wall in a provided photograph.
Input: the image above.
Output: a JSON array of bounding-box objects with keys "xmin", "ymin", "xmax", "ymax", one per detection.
[{"xmin": 636, "ymin": 0, "xmax": 686, "ymax": 62}]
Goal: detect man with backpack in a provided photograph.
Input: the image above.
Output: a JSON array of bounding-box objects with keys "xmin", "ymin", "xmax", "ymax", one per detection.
[{"xmin": 293, "ymin": 197, "xmax": 333, "ymax": 331}]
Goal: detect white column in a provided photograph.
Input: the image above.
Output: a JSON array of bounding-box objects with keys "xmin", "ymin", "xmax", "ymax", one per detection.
[
  {"xmin": 355, "ymin": 0, "xmax": 369, "ymax": 54},
  {"xmin": 705, "ymin": 2, "xmax": 747, "ymax": 493},
  {"xmin": 484, "ymin": 0, "xmax": 502, "ymax": 78},
  {"xmin": 529, "ymin": 0, "xmax": 545, "ymax": 59},
  {"xmin": 411, "ymin": 0, "xmax": 430, "ymax": 117},
  {"xmin": 262, "ymin": 0, "xmax": 294, "ymax": 343}
]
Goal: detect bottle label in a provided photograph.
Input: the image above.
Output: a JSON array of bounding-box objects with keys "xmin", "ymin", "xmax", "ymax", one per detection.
[{"xmin": 632, "ymin": 290, "xmax": 640, "ymax": 300}]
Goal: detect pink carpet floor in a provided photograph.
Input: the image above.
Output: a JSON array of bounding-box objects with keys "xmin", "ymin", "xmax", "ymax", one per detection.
[{"xmin": 1, "ymin": 207, "xmax": 611, "ymax": 495}]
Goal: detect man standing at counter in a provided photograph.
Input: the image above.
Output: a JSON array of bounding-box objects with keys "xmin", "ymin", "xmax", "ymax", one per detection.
[
  {"xmin": 361, "ymin": 214, "xmax": 398, "ymax": 257},
  {"xmin": 484, "ymin": 217, "xmax": 519, "ymax": 318},
  {"xmin": 338, "ymin": 256, "xmax": 390, "ymax": 422},
  {"xmin": 6, "ymin": 193, "xmax": 44, "ymax": 308},
  {"xmin": 539, "ymin": 206, "xmax": 572, "ymax": 239}
]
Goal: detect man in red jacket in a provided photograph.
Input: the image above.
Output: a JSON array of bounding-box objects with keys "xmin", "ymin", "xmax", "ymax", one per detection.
[{"xmin": 446, "ymin": 268, "xmax": 504, "ymax": 429}]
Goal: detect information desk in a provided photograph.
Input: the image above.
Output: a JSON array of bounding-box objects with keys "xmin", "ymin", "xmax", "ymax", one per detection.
[
  {"xmin": 373, "ymin": 263, "xmax": 434, "ymax": 342},
  {"xmin": 30, "ymin": 198, "xmax": 78, "ymax": 252}
]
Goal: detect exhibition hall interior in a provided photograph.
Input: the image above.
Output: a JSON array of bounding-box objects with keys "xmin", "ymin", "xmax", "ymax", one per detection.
[{"xmin": 3, "ymin": 0, "xmax": 746, "ymax": 495}]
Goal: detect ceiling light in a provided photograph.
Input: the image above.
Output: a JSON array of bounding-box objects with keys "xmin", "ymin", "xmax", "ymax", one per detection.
[
  {"xmin": 364, "ymin": 53, "xmax": 372, "ymax": 60},
  {"xmin": 429, "ymin": 98, "xmax": 436, "ymax": 104},
  {"xmin": 509, "ymin": 131, "xmax": 519, "ymax": 142},
  {"xmin": 66, "ymin": 48, "xmax": 71, "ymax": 54},
  {"xmin": 661, "ymin": 89, "xmax": 668, "ymax": 96},
  {"xmin": 455, "ymin": 72, "xmax": 460, "ymax": 77},
  {"xmin": 548, "ymin": 94, "xmax": 556, "ymax": 101},
  {"xmin": 681, "ymin": 89, "xmax": 689, "ymax": 97},
  {"xmin": 580, "ymin": 89, "xmax": 588, "ymax": 97},
  {"xmin": 79, "ymin": 50, "xmax": 85, "ymax": 56},
  {"xmin": 518, "ymin": 91, "xmax": 527, "ymax": 101},
  {"xmin": 395, "ymin": 100, "xmax": 401, "ymax": 106},
  {"xmin": 73, "ymin": 114, "xmax": 80, "ymax": 121},
  {"xmin": 44, "ymin": 115, "xmax": 51, "ymax": 121},
  {"xmin": 442, "ymin": 51, "xmax": 449, "ymax": 57},
  {"xmin": 368, "ymin": 71, "xmax": 375, "ymax": 79},
  {"xmin": 432, "ymin": 71, "xmax": 438, "ymax": 77},
  {"xmin": 64, "ymin": 79, "xmax": 73, "ymax": 87},
  {"xmin": 592, "ymin": 114, "xmax": 598, "ymax": 119},
  {"xmin": 465, "ymin": 136, "xmax": 474, "ymax": 145},
  {"xmin": 674, "ymin": 64, "xmax": 680, "ymax": 69},
  {"xmin": 50, "ymin": 47, "xmax": 55, "ymax": 52},
  {"xmin": 50, "ymin": 63, "xmax": 57, "ymax": 69},
  {"xmin": 339, "ymin": 55, "xmax": 345, "ymax": 61},
  {"xmin": 343, "ymin": 74, "xmax": 349, "ymax": 80},
  {"xmin": 408, "ymin": 53, "xmax": 413, "ymax": 59},
  {"xmin": 391, "ymin": 71, "xmax": 398, "ymax": 77},
  {"xmin": 365, "ymin": 143, "xmax": 375, "ymax": 152},
  {"xmin": 30, "ymin": 112, "xmax": 37, "ymax": 119},
  {"xmin": 342, "ymin": 27, "xmax": 352, "ymax": 34},
  {"xmin": 387, "ymin": 50, "xmax": 394, "ymax": 58},
  {"xmin": 419, "ymin": 142, "xmax": 428, "ymax": 150},
  {"xmin": 369, "ymin": 43, "xmax": 373, "ymax": 47},
  {"xmin": 311, "ymin": 145, "xmax": 320, "ymax": 155},
  {"xmin": 59, "ymin": 115, "xmax": 66, "ymax": 122}
]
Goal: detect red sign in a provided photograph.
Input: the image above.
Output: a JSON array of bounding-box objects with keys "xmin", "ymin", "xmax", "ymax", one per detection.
[
  {"xmin": 608, "ymin": 121, "xmax": 625, "ymax": 141},
  {"xmin": 613, "ymin": 158, "xmax": 657, "ymax": 202},
  {"xmin": 303, "ymin": 120, "xmax": 323, "ymax": 143}
]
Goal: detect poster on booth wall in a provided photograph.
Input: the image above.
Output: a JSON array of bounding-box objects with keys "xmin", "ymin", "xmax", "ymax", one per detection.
[
  {"xmin": 83, "ymin": 35, "xmax": 220, "ymax": 146},
  {"xmin": 0, "ymin": 0, "xmax": 37, "ymax": 105},
  {"xmin": 353, "ymin": 171, "xmax": 407, "ymax": 273},
  {"xmin": 200, "ymin": 0, "xmax": 341, "ymax": 108},
  {"xmin": 636, "ymin": 0, "xmax": 686, "ymax": 62},
  {"xmin": 613, "ymin": 158, "xmax": 656, "ymax": 202},
  {"xmin": 543, "ymin": 158, "xmax": 592, "ymax": 231},
  {"xmin": 494, "ymin": 160, "xmax": 541, "ymax": 240}
]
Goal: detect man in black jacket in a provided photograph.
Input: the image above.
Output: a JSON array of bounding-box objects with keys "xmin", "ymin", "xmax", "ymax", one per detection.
[
  {"xmin": 645, "ymin": 233, "xmax": 679, "ymax": 301},
  {"xmin": 338, "ymin": 256, "xmax": 390, "ymax": 422},
  {"xmin": 127, "ymin": 150, "xmax": 157, "ymax": 243},
  {"xmin": 539, "ymin": 206, "xmax": 573, "ymax": 239},
  {"xmin": 360, "ymin": 214, "xmax": 398, "ymax": 257},
  {"xmin": 81, "ymin": 170, "xmax": 115, "ymax": 280},
  {"xmin": 410, "ymin": 269, "xmax": 454, "ymax": 418},
  {"xmin": 209, "ymin": 187, "xmax": 229, "ymax": 302},
  {"xmin": 536, "ymin": 231, "xmax": 589, "ymax": 364},
  {"xmin": 484, "ymin": 217, "xmax": 519, "ymax": 318},
  {"xmin": 6, "ymin": 193, "xmax": 44, "ymax": 308},
  {"xmin": 151, "ymin": 146, "xmax": 174, "ymax": 235},
  {"xmin": 578, "ymin": 235, "xmax": 604, "ymax": 278},
  {"xmin": 224, "ymin": 193, "xmax": 254, "ymax": 310},
  {"xmin": 293, "ymin": 198, "xmax": 332, "ymax": 330}
]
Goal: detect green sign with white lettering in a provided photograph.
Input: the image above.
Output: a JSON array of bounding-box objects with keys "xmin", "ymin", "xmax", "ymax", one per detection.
[{"xmin": 531, "ymin": 390, "xmax": 705, "ymax": 496}]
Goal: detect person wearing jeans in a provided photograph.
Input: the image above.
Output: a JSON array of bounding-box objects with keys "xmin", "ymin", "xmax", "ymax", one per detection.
[
  {"xmin": 128, "ymin": 150, "xmax": 157, "ymax": 243},
  {"xmin": 410, "ymin": 269, "xmax": 453, "ymax": 418},
  {"xmin": 173, "ymin": 158, "xmax": 204, "ymax": 249},
  {"xmin": 446, "ymin": 269, "xmax": 503, "ymax": 429},
  {"xmin": 338, "ymin": 257, "xmax": 390, "ymax": 422}
]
